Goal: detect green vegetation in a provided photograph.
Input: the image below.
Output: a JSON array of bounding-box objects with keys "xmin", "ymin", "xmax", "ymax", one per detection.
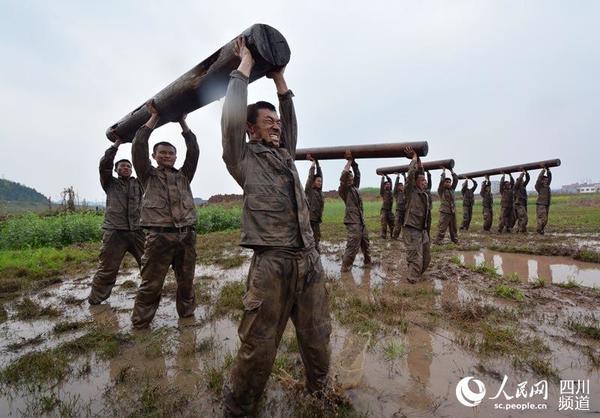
[
  {"xmin": 566, "ymin": 319, "xmax": 600, "ymax": 340},
  {"xmin": 213, "ymin": 280, "xmax": 245, "ymax": 318},
  {"xmin": 0, "ymin": 178, "xmax": 48, "ymax": 204},
  {"xmin": 556, "ymin": 278, "xmax": 581, "ymax": 289},
  {"xmin": 14, "ymin": 297, "xmax": 62, "ymax": 319},
  {"xmin": 495, "ymin": 284, "xmax": 525, "ymax": 301},
  {"xmin": 531, "ymin": 277, "xmax": 546, "ymax": 289}
]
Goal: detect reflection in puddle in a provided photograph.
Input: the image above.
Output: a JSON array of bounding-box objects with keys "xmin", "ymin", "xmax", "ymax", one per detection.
[{"xmin": 459, "ymin": 249, "xmax": 600, "ymax": 287}]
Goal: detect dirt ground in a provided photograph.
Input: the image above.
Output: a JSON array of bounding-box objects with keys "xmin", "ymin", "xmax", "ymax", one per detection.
[{"xmin": 0, "ymin": 228, "xmax": 599, "ymax": 417}]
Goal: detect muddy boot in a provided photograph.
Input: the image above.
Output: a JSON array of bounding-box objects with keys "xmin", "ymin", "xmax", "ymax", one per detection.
[
  {"xmin": 452, "ymin": 239, "xmax": 459, "ymax": 244},
  {"xmin": 87, "ymin": 296, "xmax": 102, "ymax": 306}
]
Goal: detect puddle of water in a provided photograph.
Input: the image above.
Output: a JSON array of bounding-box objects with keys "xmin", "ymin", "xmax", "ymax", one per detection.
[{"xmin": 458, "ymin": 249, "xmax": 600, "ymax": 288}]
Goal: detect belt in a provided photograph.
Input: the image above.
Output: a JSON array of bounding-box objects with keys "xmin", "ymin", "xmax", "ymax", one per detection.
[{"xmin": 146, "ymin": 226, "xmax": 195, "ymax": 233}]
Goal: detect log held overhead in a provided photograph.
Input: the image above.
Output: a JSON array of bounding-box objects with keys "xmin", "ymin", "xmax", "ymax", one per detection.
[
  {"xmin": 295, "ymin": 141, "xmax": 428, "ymax": 161},
  {"xmin": 457, "ymin": 159, "xmax": 561, "ymax": 179},
  {"xmin": 376, "ymin": 159, "xmax": 454, "ymax": 175},
  {"xmin": 106, "ymin": 24, "xmax": 291, "ymax": 142}
]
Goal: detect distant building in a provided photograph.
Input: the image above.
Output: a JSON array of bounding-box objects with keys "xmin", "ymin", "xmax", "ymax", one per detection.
[{"xmin": 561, "ymin": 182, "xmax": 600, "ymax": 194}]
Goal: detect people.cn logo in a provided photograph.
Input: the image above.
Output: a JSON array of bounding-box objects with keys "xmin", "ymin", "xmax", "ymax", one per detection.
[{"xmin": 456, "ymin": 376, "xmax": 487, "ymax": 407}]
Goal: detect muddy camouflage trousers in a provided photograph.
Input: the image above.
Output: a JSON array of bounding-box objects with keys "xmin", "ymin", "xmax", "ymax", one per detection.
[
  {"xmin": 224, "ymin": 248, "xmax": 331, "ymax": 417},
  {"xmin": 342, "ymin": 223, "xmax": 372, "ymax": 270},
  {"xmin": 498, "ymin": 207, "xmax": 515, "ymax": 233},
  {"xmin": 88, "ymin": 229, "xmax": 145, "ymax": 304},
  {"xmin": 436, "ymin": 212, "xmax": 458, "ymax": 243},
  {"xmin": 392, "ymin": 209, "xmax": 405, "ymax": 239},
  {"xmin": 515, "ymin": 205, "xmax": 528, "ymax": 233},
  {"xmin": 536, "ymin": 204, "xmax": 550, "ymax": 234},
  {"xmin": 310, "ymin": 221, "xmax": 321, "ymax": 253},
  {"xmin": 131, "ymin": 229, "xmax": 197, "ymax": 329},
  {"xmin": 403, "ymin": 226, "xmax": 431, "ymax": 282},
  {"xmin": 482, "ymin": 207, "xmax": 493, "ymax": 231},
  {"xmin": 380, "ymin": 209, "xmax": 395, "ymax": 238},
  {"xmin": 460, "ymin": 205, "xmax": 473, "ymax": 230}
]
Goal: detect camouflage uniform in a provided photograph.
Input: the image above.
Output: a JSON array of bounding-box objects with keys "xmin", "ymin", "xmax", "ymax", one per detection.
[
  {"xmin": 392, "ymin": 174, "xmax": 406, "ymax": 239},
  {"xmin": 403, "ymin": 159, "xmax": 431, "ymax": 282},
  {"xmin": 480, "ymin": 180, "xmax": 493, "ymax": 231},
  {"xmin": 339, "ymin": 161, "xmax": 372, "ymax": 271},
  {"xmin": 221, "ymin": 70, "xmax": 331, "ymax": 416},
  {"xmin": 435, "ymin": 171, "xmax": 459, "ymax": 244},
  {"xmin": 379, "ymin": 175, "xmax": 394, "ymax": 238},
  {"xmin": 535, "ymin": 169, "xmax": 552, "ymax": 234},
  {"xmin": 513, "ymin": 171, "xmax": 530, "ymax": 233},
  {"xmin": 130, "ymin": 125, "xmax": 199, "ymax": 329},
  {"xmin": 460, "ymin": 179, "xmax": 477, "ymax": 231},
  {"xmin": 88, "ymin": 145, "xmax": 144, "ymax": 305},
  {"xmin": 498, "ymin": 174, "xmax": 515, "ymax": 233},
  {"xmin": 305, "ymin": 163, "xmax": 324, "ymax": 252}
]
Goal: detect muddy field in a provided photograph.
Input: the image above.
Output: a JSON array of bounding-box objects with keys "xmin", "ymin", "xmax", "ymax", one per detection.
[{"xmin": 1, "ymin": 227, "xmax": 599, "ymax": 417}]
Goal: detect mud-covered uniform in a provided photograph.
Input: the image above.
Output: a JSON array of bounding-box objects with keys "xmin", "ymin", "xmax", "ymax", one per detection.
[
  {"xmin": 305, "ymin": 163, "xmax": 324, "ymax": 252},
  {"xmin": 513, "ymin": 171, "xmax": 530, "ymax": 233},
  {"xmin": 480, "ymin": 180, "xmax": 493, "ymax": 231},
  {"xmin": 535, "ymin": 169, "xmax": 552, "ymax": 234},
  {"xmin": 498, "ymin": 173, "xmax": 515, "ymax": 233},
  {"xmin": 460, "ymin": 179, "xmax": 477, "ymax": 231},
  {"xmin": 392, "ymin": 174, "xmax": 406, "ymax": 239},
  {"xmin": 403, "ymin": 159, "xmax": 431, "ymax": 282},
  {"xmin": 88, "ymin": 145, "xmax": 144, "ymax": 305},
  {"xmin": 379, "ymin": 175, "xmax": 394, "ymax": 238},
  {"xmin": 221, "ymin": 70, "xmax": 331, "ymax": 417},
  {"xmin": 339, "ymin": 161, "xmax": 372, "ymax": 271},
  {"xmin": 130, "ymin": 125, "xmax": 199, "ymax": 329},
  {"xmin": 435, "ymin": 171, "xmax": 459, "ymax": 244}
]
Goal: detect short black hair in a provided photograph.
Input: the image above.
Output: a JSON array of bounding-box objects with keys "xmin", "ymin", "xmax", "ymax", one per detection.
[
  {"xmin": 247, "ymin": 101, "xmax": 276, "ymax": 124},
  {"xmin": 114, "ymin": 159, "xmax": 131, "ymax": 169},
  {"xmin": 153, "ymin": 141, "xmax": 177, "ymax": 154}
]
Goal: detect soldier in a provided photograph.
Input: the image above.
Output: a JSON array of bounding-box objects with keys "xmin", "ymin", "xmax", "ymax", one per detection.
[
  {"xmin": 435, "ymin": 168, "xmax": 459, "ymax": 244},
  {"xmin": 88, "ymin": 134, "xmax": 144, "ymax": 305},
  {"xmin": 498, "ymin": 173, "xmax": 515, "ymax": 233},
  {"xmin": 535, "ymin": 167, "xmax": 552, "ymax": 234},
  {"xmin": 379, "ymin": 175, "xmax": 394, "ymax": 239},
  {"xmin": 403, "ymin": 147, "xmax": 431, "ymax": 283},
  {"xmin": 339, "ymin": 156, "xmax": 372, "ymax": 272},
  {"xmin": 391, "ymin": 174, "xmax": 406, "ymax": 239},
  {"xmin": 130, "ymin": 100, "xmax": 199, "ymax": 329},
  {"xmin": 513, "ymin": 170, "xmax": 530, "ymax": 233},
  {"xmin": 221, "ymin": 38, "xmax": 331, "ymax": 417},
  {"xmin": 459, "ymin": 178, "xmax": 478, "ymax": 231},
  {"xmin": 305, "ymin": 156, "xmax": 324, "ymax": 252},
  {"xmin": 480, "ymin": 175, "xmax": 493, "ymax": 232}
]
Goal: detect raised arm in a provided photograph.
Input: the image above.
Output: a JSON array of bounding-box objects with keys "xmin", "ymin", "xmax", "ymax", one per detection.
[
  {"xmin": 438, "ymin": 171, "xmax": 446, "ymax": 196},
  {"xmin": 352, "ymin": 160, "xmax": 361, "ymax": 188},
  {"xmin": 132, "ymin": 100, "xmax": 159, "ymax": 184},
  {"xmin": 426, "ymin": 171, "xmax": 432, "ymax": 191},
  {"xmin": 99, "ymin": 134, "xmax": 120, "ymax": 192},
  {"xmin": 179, "ymin": 114, "xmax": 199, "ymax": 182},
  {"xmin": 461, "ymin": 180, "xmax": 468, "ymax": 195},
  {"xmin": 338, "ymin": 159, "xmax": 353, "ymax": 200},
  {"xmin": 379, "ymin": 176, "xmax": 385, "ymax": 197},
  {"xmin": 451, "ymin": 171, "xmax": 459, "ymax": 190},
  {"xmin": 270, "ymin": 68, "xmax": 297, "ymax": 157},
  {"xmin": 305, "ymin": 160, "xmax": 316, "ymax": 193},
  {"xmin": 500, "ymin": 174, "xmax": 506, "ymax": 193},
  {"xmin": 471, "ymin": 179, "xmax": 478, "ymax": 192},
  {"xmin": 547, "ymin": 168, "xmax": 552, "ymax": 185},
  {"xmin": 535, "ymin": 169, "xmax": 544, "ymax": 192},
  {"xmin": 509, "ymin": 173, "xmax": 515, "ymax": 187},
  {"xmin": 221, "ymin": 37, "xmax": 253, "ymax": 186},
  {"xmin": 393, "ymin": 175, "xmax": 400, "ymax": 197}
]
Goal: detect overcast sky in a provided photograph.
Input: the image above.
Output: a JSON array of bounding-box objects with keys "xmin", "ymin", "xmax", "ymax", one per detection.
[{"xmin": 1, "ymin": 1, "xmax": 598, "ymax": 202}]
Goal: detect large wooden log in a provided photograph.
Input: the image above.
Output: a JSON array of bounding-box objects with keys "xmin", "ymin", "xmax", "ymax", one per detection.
[
  {"xmin": 295, "ymin": 142, "xmax": 428, "ymax": 161},
  {"xmin": 457, "ymin": 159, "xmax": 561, "ymax": 179},
  {"xmin": 106, "ymin": 24, "xmax": 290, "ymax": 142},
  {"xmin": 376, "ymin": 159, "xmax": 454, "ymax": 175}
]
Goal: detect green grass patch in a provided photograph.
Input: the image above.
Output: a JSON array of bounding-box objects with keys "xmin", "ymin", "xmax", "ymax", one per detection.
[
  {"xmin": 14, "ymin": 297, "xmax": 62, "ymax": 320},
  {"xmin": 213, "ymin": 281, "xmax": 245, "ymax": 318},
  {"xmin": 556, "ymin": 278, "xmax": 581, "ymax": 289},
  {"xmin": 495, "ymin": 284, "xmax": 525, "ymax": 301},
  {"xmin": 566, "ymin": 319, "xmax": 600, "ymax": 340}
]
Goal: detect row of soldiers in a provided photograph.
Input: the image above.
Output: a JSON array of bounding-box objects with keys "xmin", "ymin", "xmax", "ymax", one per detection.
[{"xmin": 89, "ymin": 37, "xmax": 554, "ymax": 415}]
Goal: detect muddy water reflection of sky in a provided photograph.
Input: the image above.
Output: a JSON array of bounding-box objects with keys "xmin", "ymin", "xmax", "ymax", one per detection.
[{"xmin": 459, "ymin": 249, "xmax": 600, "ymax": 287}]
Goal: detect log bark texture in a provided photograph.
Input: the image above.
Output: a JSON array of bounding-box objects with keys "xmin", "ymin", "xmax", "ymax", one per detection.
[
  {"xmin": 376, "ymin": 159, "xmax": 454, "ymax": 175},
  {"xmin": 457, "ymin": 159, "xmax": 561, "ymax": 179},
  {"xmin": 295, "ymin": 142, "xmax": 428, "ymax": 161}
]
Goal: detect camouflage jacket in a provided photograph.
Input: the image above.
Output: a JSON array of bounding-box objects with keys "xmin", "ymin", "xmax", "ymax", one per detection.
[
  {"xmin": 99, "ymin": 145, "xmax": 143, "ymax": 231},
  {"xmin": 535, "ymin": 169, "xmax": 552, "ymax": 206},
  {"xmin": 221, "ymin": 70, "xmax": 314, "ymax": 249},
  {"xmin": 499, "ymin": 174, "xmax": 515, "ymax": 208},
  {"xmin": 480, "ymin": 180, "xmax": 493, "ymax": 209},
  {"xmin": 305, "ymin": 165, "xmax": 324, "ymax": 223},
  {"xmin": 339, "ymin": 161, "xmax": 364, "ymax": 225},
  {"xmin": 403, "ymin": 159, "xmax": 430, "ymax": 231},
  {"xmin": 514, "ymin": 171, "xmax": 530, "ymax": 206},
  {"xmin": 461, "ymin": 179, "xmax": 478, "ymax": 207},
  {"xmin": 437, "ymin": 171, "xmax": 458, "ymax": 214},
  {"xmin": 380, "ymin": 175, "xmax": 393, "ymax": 211},
  {"xmin": 132, "ymin": 126, "xmax": 198, "ymax": 228},
  {"xmin": 393, "ymin": 174, "xmax": 406, "ymax": 213}
]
